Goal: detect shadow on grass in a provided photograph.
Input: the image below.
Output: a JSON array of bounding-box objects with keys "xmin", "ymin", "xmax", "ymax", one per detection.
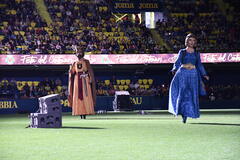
[
  {"xmin": 190, "ymin": 123, "xmax": 240, "ymax": 126},
  {"xmin": 89, "ymin": 117, "xmax": 173, "ymax": 120},
  {"xmin": 61, "ymin": 126, "xmax": 106, "ymax": 129}
]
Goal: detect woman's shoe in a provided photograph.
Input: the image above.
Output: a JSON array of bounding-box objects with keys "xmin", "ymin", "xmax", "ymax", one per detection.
[{"xmin": 182, "ymin": 115, "xmax": 187, "ymax": 123}]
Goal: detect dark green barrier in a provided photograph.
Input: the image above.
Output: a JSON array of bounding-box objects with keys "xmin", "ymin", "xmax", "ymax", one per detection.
[
  {"xmin": 0, "ymin": 96, "xmax": 239, "ymax": 114},
  {"xmin": 0, "ymin": 99, "xmax": 38, "ymax": 114}
]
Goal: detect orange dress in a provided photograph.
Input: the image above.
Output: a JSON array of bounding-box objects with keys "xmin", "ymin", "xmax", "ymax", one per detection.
[{"xmin": 68, "ymin": 58, "xmax": 96, "ymax": 116}]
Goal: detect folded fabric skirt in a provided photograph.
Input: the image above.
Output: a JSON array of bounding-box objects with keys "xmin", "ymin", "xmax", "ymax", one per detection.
[{"xmin": 168, "ymin": 67, "xmax": 200, "ymax": 118}]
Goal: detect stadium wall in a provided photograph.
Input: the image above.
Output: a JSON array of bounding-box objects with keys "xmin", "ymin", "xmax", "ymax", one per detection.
[{"xmin": 0, "ymin": 96, "xmax": 239, "ymax": 114}]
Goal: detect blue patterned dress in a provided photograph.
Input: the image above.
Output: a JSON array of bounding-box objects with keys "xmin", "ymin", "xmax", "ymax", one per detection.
[{"xmin": 168, "ymin": 49, "xmax": 207, "ymax": 118}]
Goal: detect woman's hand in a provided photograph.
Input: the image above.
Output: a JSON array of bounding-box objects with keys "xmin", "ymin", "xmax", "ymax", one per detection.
[
  {"xmin": 204, "ymin": 76, "xmax": 209, "ymax": 81},
  {"xmin": 171, "ymin": 70, "xmax": 176, "ymax": 75}
]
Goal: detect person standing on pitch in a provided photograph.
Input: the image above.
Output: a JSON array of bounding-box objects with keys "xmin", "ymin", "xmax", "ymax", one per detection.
[
  {"xmin": 168, "ymin": 33, "xmax": 209, "ymax": 123},
  {"xmin": 68, "ymin": 45, "xmax": 96, "ymax": 119}
]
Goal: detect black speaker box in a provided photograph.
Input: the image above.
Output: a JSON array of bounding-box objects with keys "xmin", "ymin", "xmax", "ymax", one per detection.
[{"xmin": 117, "ymin": 95, "xmax": 132, "ymax": 111}]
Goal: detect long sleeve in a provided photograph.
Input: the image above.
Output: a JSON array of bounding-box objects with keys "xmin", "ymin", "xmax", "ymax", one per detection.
[
  {"xmin": 68, "ymin": 63, "xmax": 75, "ymax": 107},
  {"xmin": 171, "ymin": 49, "xmax": 183, "ymax": 72},
  {"xmin": 196, "ymin": 53, "xmax": 207, "ymax": 76},
  {"xmin": 86, "ymin": 60, "xmax": 96, "ymax": 106}
]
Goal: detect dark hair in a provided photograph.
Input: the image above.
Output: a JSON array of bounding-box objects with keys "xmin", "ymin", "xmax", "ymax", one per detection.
[
  {"xmin": 76, "ymin": 52, "xmax": 84, "ymax": 59},
  {"xmin": 74, "ymin": 46, "xmax": 85, "ymax": 59}
]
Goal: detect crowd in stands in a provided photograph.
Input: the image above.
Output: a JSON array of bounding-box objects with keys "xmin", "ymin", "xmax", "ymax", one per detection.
[
  {"xmin": 156, "ymin": 0, "xmax": 240, "ymax": 53},
  {"xmin": 95, "ymin": 78, "xmax": 169, "ymax": 97},
  {"xmin": 207, "ymin": 84, "xmax": 240, "ymax": 101},
  {"xmin": 0, "ymin": 0, "xmax": 239, "ymax": 55},
  {"xmin": 44, "ymin": 0, "xmax": 163, "ymax": 54},
  {"xmin": 0, "ymin": 0, "xmax": 47, "ymax": 54},
  {"xmin": 0, "ymin": 78, "xmax": 68, "ymax": 99},
  {"xmin": 0, "ymin": 0, "xmax": 161, "ymax": 54},
  {"xmin": 1, "ymin": 77, "xmax": 239, "ymax": 102}
]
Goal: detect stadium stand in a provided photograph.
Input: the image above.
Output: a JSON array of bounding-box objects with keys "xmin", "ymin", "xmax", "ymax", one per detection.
[
  {"xmin": 1, "ymin": 75, "xmax": 240, "ymax": 101},
  {"xmin": 0, "ymin": 0, "xmax": 240, "ymax": 105},
  {"xmin": 0, "ymin": 0, "xmax": 239, "ymax": 54},
  {"xmin": 156, "ymin": 0, "xmax": 240, "ymax": 53}
]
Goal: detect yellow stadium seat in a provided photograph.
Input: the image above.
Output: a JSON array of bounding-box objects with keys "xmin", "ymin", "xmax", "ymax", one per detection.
[
  {"xmin": 33, "ymin": 81, "xmax": 40, "ymax": 86},
  {"xmin": 27, "ymin": 81, "xmax": 33, "ymax": 86},
  {"xmin": 119, "ymin": 32, "xmax": 124, "ymax": 36},
  {"xmin": 140, "ymin": 85, "xmax": 145, "ymax": 89},
  {"xmin": 138, "ymin": 79, "xmax": 143, "ymax": 84},
  {"xmin": 148, "ymin": 79, "xmax": 153, "ymax": 85},
  {"xmin": 103, "ymin": 6, "xmax": 108, "ymax": 12},
  {"xmin": 110, "ymin": 32, "xmax": 114, "ymax": 36},
  {"xmin": 1, "ymin": 50, "xmax": 7, "ymax": 54},
  {"xmin": 0, "ymin": 35, "xmax": 4, "ymax": 41},
  {"xmin": 1, "ymin": 79, "xmax": 8, "ymax": 84},
  {"xmin": 99, "ymin": 6, "xmax": 103, "ymax": 12},
  {"xmin": 56, "ymin": 12, "xmax": 62, "ymax": 17},
  {"xmin": 11, "ymin": 10, "xmax": 16, "ymax": 15},
  {"xmin": 120, "ymin": 45, "xmax": 125, "ymax": 51},
  {"xmin": 14, "ymin": 31, "xmax": 19, "ymax": 35},
  {"xmin": 95, "ymin": 32, "xmax": 99, "ymax": 36},
  {"xmin": 17, "ymin": 83, "xmax": 23, "ymax": 90},
  {"xmin": 119, "ymin": 85, "xmax": 124, "ymax": 90},
  {"xmin": 16, "ymin": 46, "xmax": 22, "ymax": 50},
  {"xmin": 104, "ymin": 80, "xmax": 110, "ymax": 86},
  {"xmin": 21, "ymin": 81, "xmax": 27, "ymax": 86},
  {"xmin": 120, "ymin": 80, "xmax": 126, "ymax": 85},
  {"xmin": 123, "ymin": 85, "xmax": 129, "ymax": 90},
  {"xmin": 20, "ymin": 31, "xmax": 25, "ymax": 36},
  {"xmin": 125, "ymin": 79, "xmax": 131, "ymax": 85},
  {"xmin": 57, "ymin": 22, "xmax": 63, "ymax": 26},
  {"xmin": 87, "ymin": 13, "xmax": 92, "ymax": 17},
  {"xmin": 113, "ymin": 85, "xmax": 118, "ymax": 90},
  {"xmin": 44, "ymin": 27, "xmax": 50, "ymax": 31},
  {"xmin": 116, "ymin": 80, "xmax": 121, "ymax": 85},
  {"xmin": 57, "ymin": 86, "xmax": 62, "ymax": 92},
  {"xmin": 65, "ymin": 50, "xmax": 74, "ymax": 54},
  {"xmin": 30, "ymin": 50, "xmax": 36, "ymax": 54},
  {"xmin": 21, "ymin": 45, "xmax": 28, "ymax": 50},
  {"xmin": 16, "ymin": 81, "xmax": 22, "ymax": 86},
  {"xmin": 85, "ymin": 51, "xmax": 92, "ymax": 55},
  {"xmin": 74, "ymin": 6, "xmax": 79, "ymax": 10},
  {"xmin": 3, "ymin": 21, "xmax": 8, "ymax": 26},
  {"xmin": 143, "ymin": 79, "xmax": 148, "ymax": 85},
  {"xmin": 144, "ymin": 85, "xmax": 150, "ymax": 89},
  {"xmin": 31, "ymin": 22, "xmax": 36, "ymax": 27}
]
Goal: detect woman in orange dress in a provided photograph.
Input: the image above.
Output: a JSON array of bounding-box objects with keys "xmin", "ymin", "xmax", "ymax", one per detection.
[{"xmin": 68, "ymin": 46, "xmax": 96, "ymax": 119}]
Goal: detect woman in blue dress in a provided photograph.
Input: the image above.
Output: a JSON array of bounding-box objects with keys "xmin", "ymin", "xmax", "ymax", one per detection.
[{"xmin": 168, "ymin": 33, "xmax": 209, "ymax": 123}]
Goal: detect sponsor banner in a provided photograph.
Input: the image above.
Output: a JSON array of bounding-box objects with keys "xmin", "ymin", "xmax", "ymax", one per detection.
[
  {"xmin": 0, "ymin": 96, "xmax": 163, "ymax": 114},
  {"xmin": 0, "ymin": 53, "xmax": 240, "ymax": 65},
  {"xmin": 0, "ymin": 99, "xmax": 38, "ymax": 114},
  {"xmin": 1, "ymin": 96, "xmax": 239, "ymax": 114},
  {"xmin": 111, "ymin": 0, "xmax": 163, "ymax": 13}
]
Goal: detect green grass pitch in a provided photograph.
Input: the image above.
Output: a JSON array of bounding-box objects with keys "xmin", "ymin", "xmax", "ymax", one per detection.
[{"xmin": 0, "ymin": 110, "xmax": 240, "ymax": 160}]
